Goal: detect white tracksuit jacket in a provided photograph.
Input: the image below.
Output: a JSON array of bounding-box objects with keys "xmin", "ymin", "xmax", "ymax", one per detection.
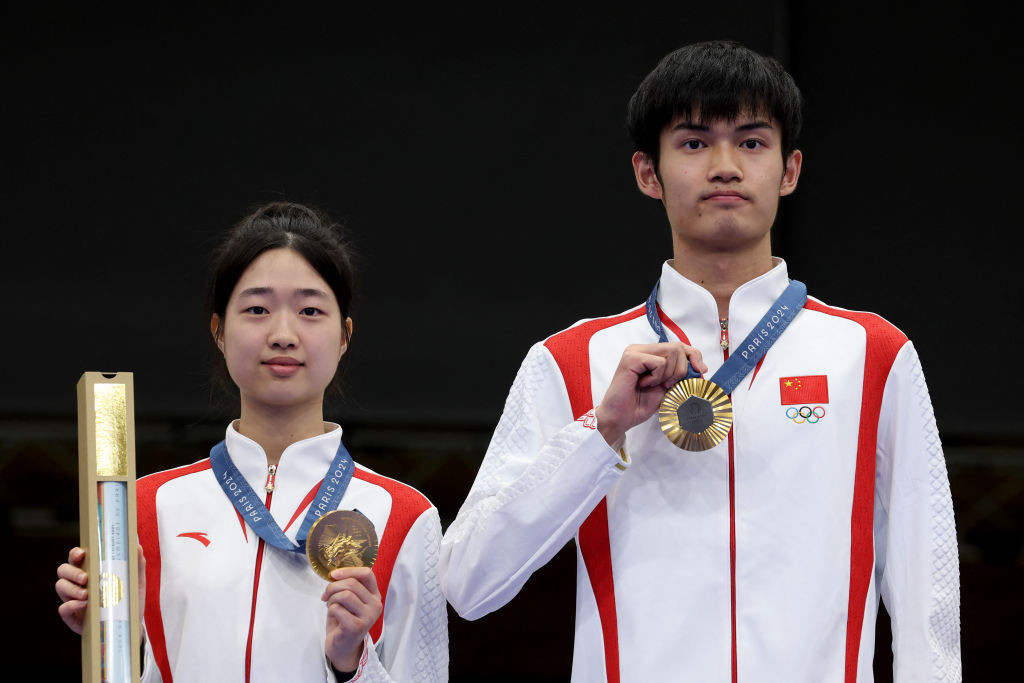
[
  {"xmin": 137, "ymin": 423, "xmax": 448, "ymax": 682},
  {"xmin": 441, "ymin": 260, "xmax": 960, "ymax": 683}
]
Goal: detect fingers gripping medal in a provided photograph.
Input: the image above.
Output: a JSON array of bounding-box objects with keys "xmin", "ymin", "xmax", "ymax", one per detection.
[
  {"xmin": 659, "ymin": 377, "xmax": 733, "ymax": 451},
  {"xmin": 306, "ymin": 509, "xmax": 379, "ymax": 580},
  {"xmin": 645, "ymin": 278, "xmax": 808, "ymax": 452}
]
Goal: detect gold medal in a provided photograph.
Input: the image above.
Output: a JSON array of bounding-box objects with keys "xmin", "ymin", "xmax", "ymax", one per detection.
[
  {"xmin": 306, "ymin": 509, "xmax": 379, "ymax": 580},
  {"xmin": 658, "ymin": 377, "xmax": 733, "ymax": 451}
]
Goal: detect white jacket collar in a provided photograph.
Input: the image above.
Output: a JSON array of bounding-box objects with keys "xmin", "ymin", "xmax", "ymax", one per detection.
[
  {"xmin": 656, "ymin": 258, "xmax": 792, "ymax": 368},
  {"xmin": 223, "ymin": 421, "xmax": 344, "ymax": 528}
]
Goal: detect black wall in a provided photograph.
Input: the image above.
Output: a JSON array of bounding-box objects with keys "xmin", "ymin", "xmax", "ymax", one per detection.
[{"xmin": 3, "ymin": 5, "xmax": 1019, "ymax": 435}]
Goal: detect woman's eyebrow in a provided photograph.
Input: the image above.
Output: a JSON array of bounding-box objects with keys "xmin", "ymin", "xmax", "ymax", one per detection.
[
  {"xmin": 237, "ymin": 286, "xmax": 272, "ymax": 297},
  {"xmin": 293, "ymin": 288, "xmax": 330, "ymax": 298},
  {"xmin": 237, "ymin": 286, "xmax": 330, "ymax": 299}
]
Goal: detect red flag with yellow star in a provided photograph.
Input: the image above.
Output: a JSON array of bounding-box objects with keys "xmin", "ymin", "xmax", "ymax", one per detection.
[{"xmin": 779, "ymin": 375, "xmax": 829, "ymax": 404}]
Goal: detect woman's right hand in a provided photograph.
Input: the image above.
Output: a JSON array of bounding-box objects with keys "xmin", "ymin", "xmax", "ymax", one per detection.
[
  {"xmin": 55, "ymin": 545, "xmax": 146, "ymax": 635},
  {"xmin": 55, "ymin": 547, "xmax": 89, "ymax": 634}
]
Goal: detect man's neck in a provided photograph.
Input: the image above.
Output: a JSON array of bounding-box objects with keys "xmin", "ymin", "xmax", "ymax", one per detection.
[
  {"xmin": 670, "ymin": 242, "xmax": 775, "ymax": 319},
  {"xmin": 236, "ymin": 399, "xmax": 327, "ymax": 466}
]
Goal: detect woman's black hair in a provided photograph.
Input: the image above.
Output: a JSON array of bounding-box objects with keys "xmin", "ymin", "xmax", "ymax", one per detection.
[
  {"xmin": 208, "ymin": 201, "xmax": 356, "ymax": 394},
  {"xmin": 627, "ymin": 40, "xmax": 804, "ymax": 170}
]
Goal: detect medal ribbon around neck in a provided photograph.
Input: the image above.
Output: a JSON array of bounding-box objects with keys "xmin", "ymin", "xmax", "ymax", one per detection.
[
  {"xmin": 646, "ymin": 278, "xmax": 807, "ymax": 450},
  {"xmin": 209, "ymin": 438, "xmax": 355, "ymax": 552}
]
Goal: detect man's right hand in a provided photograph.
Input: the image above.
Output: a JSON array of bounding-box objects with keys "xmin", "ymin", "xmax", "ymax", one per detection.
[{"xmin": 595, "ymin": 342, "xmax": 707, "ymax": 447}]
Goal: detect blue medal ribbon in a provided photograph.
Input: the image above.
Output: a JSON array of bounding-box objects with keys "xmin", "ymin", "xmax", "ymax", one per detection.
[
  {"xmin": 645, "ymin": 278, "xmax": 808, "ymax": 393},
  {"xmin": 209, "ymin": 437, "xmax": 355, "ymax": 552}
]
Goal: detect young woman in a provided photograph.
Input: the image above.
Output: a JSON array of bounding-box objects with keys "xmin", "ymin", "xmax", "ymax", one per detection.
[{"xmin": 56, "ymin": 202, "xmax": 448, "ymax": 682}]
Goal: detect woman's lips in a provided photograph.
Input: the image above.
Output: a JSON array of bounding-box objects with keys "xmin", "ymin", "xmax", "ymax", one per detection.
[{"xmin": 264, "ymin": 357, "xmax": 303, "ymax": 377}]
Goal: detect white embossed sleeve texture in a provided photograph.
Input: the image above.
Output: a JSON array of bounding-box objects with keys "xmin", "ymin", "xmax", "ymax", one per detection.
[
  {"xmin": 441, "ymin": 342, "xmax": 625, "ymax": 620},
  {"xmin": 875, "ymin": 342, "xmax": 962, "ymax": 682}
]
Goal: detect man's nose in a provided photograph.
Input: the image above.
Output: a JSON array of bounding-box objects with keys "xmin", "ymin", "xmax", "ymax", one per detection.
[{"xmin": 707, "ymin": 143, "xmax": 742, "ymax": 183}]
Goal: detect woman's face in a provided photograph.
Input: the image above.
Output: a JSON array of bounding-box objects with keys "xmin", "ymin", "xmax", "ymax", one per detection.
[{"xmin": 213, "ymin": 248, "xmax": 350, "ymax": 413}]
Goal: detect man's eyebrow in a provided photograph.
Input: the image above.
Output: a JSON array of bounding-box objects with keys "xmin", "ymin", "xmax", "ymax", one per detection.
[
  {"xmin": 671, "ymin": 121, "xmax": 710, "ymax": 132},
  {"xmin": 735, "ymin": 120, "xmax": 773, "ymax": 131},
  {"xmin": 669, "ymin": 120, "xmax": 774, "ymax": 132}
]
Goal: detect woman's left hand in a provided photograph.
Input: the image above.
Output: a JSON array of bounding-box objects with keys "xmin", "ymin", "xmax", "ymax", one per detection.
[{"xmin": 321, "ymin": 566, "xmax": 383, "ymax": 672}]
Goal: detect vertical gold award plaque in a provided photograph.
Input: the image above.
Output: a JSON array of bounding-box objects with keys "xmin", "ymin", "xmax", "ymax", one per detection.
[{"xmin": 77, "ymin": 372, "xmax": 141, "ymax": 683}]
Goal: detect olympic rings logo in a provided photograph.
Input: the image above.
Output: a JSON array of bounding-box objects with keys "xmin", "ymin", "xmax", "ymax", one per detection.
[{"xmin": 785, "ymin": 406, "xmax": 826, "ymax": 424}]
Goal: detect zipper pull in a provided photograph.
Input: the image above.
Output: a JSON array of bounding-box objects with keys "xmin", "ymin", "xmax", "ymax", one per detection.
[
  {"xmin": 720, "ymin": 318, "xmax": 729, "ymax": 350},
  {"xmin": 265, "ymin": 464, "xmax": 277, "ymax": 493}
]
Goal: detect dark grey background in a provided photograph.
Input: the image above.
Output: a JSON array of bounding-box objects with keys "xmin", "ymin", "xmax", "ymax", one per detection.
[{"xmin": 2, "ymin": 2, "xmax": 1018, "ymax": 680}]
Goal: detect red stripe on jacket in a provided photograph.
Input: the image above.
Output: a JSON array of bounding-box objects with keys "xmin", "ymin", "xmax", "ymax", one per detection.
[
  {"xmin": 656, "ymin": 304, "xmax": 692, "ymax": 346},
  {"xmin": 137, "ymin": 460, "xmax": 213, "ymax": 683},
  {"xmin": 352, "ymin": 468, "xmax": 433, "ymax": 642},
  {"xmin": 544, "ymin": 306, "xmax": 646, "ymax": 683},
  {"xmin": 803, "ymin": 300, "xmax": 907, "ymax": 683}
]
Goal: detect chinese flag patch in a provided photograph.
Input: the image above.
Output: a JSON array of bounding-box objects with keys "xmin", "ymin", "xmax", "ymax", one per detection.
[{"xmin": 779, "ymin": 375, "xmax": 829, "ymax": 405}]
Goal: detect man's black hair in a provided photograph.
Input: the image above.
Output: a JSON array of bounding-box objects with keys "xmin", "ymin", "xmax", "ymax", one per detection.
[{"xmin": 627, "ymin": 40, "xmax": 803, "ymax": 169}]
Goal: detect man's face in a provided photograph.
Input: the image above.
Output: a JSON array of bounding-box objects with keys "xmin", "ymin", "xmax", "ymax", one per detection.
[{"xmin": 632, "ymin": 112, "xmax": 801, "ymax": 254}]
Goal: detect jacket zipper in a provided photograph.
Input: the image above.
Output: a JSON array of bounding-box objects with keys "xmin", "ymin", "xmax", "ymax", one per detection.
[
  {"xmin": 244, "ymin": 464, "xmax": 277, "ymax": 682},
  {"xmin": 721, "ymin": 327, "xmax": 738, "ymax": 682},
  {"xmin": 728, "ymin": 425, "xmax": 738, "ymax": 682}
]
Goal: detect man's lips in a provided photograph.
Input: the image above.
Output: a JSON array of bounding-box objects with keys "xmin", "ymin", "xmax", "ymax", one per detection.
[{"xmin": 702, "ymin": 190, "xmax": 748, "ymax": 201}]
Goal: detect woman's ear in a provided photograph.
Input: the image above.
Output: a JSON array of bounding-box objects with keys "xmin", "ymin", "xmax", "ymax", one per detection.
[
  {"xmin": 339, "ymin": 317, "xmax": 354, "ymax": 360},
  {"xmin": 210, "ymin": 314, "xmax": 224, "ymax": 353}
]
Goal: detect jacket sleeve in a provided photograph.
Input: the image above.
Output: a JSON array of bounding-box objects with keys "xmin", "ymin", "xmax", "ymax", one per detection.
[
  {"xmin": 874, "ymin": 342, "xmax": 961, "ymax": 682},
  {"xmin": 339, "ymin": 506, "xmax": 448, "ymax": 682},
  {"xmin": 440, "ymin": 342, "xmax": 628, "ymax": 621}
]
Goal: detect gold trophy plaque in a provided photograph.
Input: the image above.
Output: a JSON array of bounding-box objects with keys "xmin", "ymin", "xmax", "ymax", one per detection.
[{"xmin": 77, "ymin": 372, "xmax": 141, "ymax": 683}]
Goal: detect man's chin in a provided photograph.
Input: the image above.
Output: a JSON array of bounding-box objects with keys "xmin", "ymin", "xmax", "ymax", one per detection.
[{"xmin": 682, "ymin": 223, "xmax": 768, "ymax": 252}]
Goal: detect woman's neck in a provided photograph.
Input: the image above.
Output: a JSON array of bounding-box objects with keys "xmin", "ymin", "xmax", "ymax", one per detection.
[{"xmin": 236, "ymin": 398, "xmax": 327, "ymax": 466}]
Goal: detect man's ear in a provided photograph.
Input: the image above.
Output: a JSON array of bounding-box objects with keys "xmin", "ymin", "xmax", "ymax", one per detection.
[
  {"xmin": 210, "ymin": 314, "xmax": 224, "ymax": 353},
  {"xmin": 632, "ymin": 151, "xmax": 664, "ymax": 200},
  {"xmin": 780, "ymin": 149, "xmax": 803, "ymax": 197}
]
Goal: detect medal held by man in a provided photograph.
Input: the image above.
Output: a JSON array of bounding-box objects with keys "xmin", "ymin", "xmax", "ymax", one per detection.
[
  {"xmin": 646, "ymin": 279, "xmax": 808, "ymax": 451},
  {"xmin": 659, "ymin": 377, "xmax": 733, "ymax": 450}
]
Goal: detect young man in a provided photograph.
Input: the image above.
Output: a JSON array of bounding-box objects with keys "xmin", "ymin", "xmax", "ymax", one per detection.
[{"xmin": 441, "ymin": 41, "xmax": 961, "ymax": 682}]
